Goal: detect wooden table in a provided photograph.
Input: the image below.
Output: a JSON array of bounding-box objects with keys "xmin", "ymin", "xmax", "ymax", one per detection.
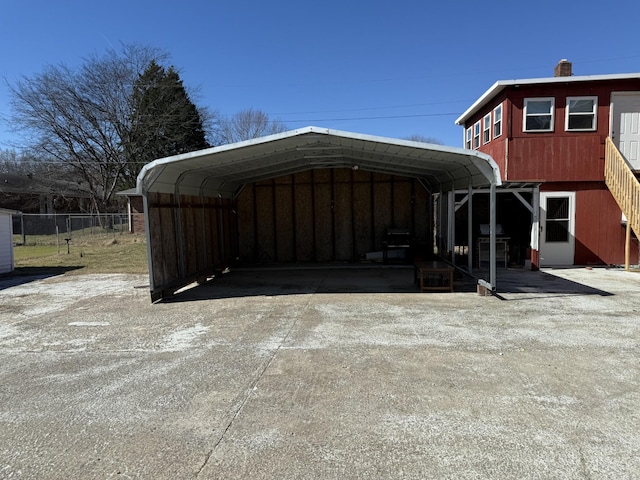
[{"xmin": 415, "ymin": 261, "xmax": 454, "ymax": 292}]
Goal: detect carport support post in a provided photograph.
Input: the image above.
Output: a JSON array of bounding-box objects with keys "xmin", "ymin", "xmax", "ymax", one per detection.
[
  {"xmin": 448, "ymin": 191, "xmax": 455, "ymax": 265},
  {"xmin": 468, "ymin": 183, "xmax": 473, "ymax": 273},
  {"xmin": 489, "ymin": 182, "xmax": 496, "ymax": 290},
  {"xmin": 438, "ymin": 189, "xmax": 443, "ymax": 256},
  {"xmin": 142, "ymin": 193, "xmax": 156, "ymax": 298}
]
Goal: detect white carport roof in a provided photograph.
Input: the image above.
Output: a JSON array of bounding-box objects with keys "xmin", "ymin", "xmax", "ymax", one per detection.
[{"xmin": 136, "ymin": 126, "xmax": 501, "ymax": 197}]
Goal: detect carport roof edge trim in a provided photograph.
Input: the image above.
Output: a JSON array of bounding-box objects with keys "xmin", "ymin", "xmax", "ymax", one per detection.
[{"xmin": 135, "ymin": 126, "xmax": 501, "ymax": 195}]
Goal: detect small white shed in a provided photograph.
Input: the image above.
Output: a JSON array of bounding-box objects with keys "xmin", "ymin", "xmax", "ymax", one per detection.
[{"xmin": 0, "ymin": 208, "xmax": 19, "ymax": 274}]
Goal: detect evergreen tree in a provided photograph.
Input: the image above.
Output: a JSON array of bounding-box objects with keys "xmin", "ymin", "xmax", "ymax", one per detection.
[
  {"xmin": 125, "ymin": 61, "xmax": 209, "ymax": 186},
  {"xmin": 8, "ymin": 46, "xmax": 214, "ymax": 211}
]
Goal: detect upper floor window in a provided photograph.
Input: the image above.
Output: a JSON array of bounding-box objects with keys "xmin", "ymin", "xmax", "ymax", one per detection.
[
  {"xmin": 473, "ymin": 121, "xmax": 481, "ymax": 148},
  {"xmin": 493, "ymin": 104, "xmax": 502, "ymax": 138},
  {"xmin": 566, "ymin": 96, "xmax": 597, "ymax": 131},
  {"xmin": 483, "ymin": 113, "xmax": 491, "ymax": 144},
  {"xmin": 465, "ymin": 127, "xmax": 472, "ymax": 149},
  {"xmin": 524, "ymin": 98, "xmax": 555, "ymax": 132}
]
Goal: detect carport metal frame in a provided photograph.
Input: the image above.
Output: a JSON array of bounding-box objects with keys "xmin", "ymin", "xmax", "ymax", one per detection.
[
  {"xmin": 449, "ymin": 184, "xmax": 540, "ymax": 284},
  {"xmin": 135, "ymin": 127, "xmax": 502, "ymax": 300}
]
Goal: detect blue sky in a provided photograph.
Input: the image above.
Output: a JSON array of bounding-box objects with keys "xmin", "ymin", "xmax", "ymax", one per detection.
[{"xmin": 1, "ymin": 0, "xmax": 640, "ymax": 150}]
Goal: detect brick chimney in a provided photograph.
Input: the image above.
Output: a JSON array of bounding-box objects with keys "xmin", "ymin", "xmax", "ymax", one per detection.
[{"xmin": 554, "ymin": 59, "xmax": 572, "ymax": 77}]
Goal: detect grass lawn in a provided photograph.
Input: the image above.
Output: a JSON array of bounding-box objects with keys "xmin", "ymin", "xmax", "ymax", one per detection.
[{"xmin": 13, "ymin": 234, "xmax": 148, "ymax": 275}]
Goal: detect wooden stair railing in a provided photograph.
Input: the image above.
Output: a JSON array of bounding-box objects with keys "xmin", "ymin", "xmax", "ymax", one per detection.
[{"xmin": 604, "ymin": 136, "xmax": 640, "ymax": 269}]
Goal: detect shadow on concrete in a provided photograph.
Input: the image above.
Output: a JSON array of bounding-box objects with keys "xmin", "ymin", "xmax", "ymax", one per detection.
[
  {"xmin": 164, "ymin": 265, "xmax": 424, "ymax": 303},
  {"xmin": 0, "ymin": 266, "xmax": 83, "ymax": 291},
  {"xmin": 489, "ymin": 267, "xmax": 613, "ymax": 300},
  {"xmin": 162, "ymin": 264, "xmax": 612, "ymax": 303}
]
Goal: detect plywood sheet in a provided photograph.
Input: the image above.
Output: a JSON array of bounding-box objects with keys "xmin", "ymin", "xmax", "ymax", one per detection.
[
  {"xmin": 294, "ymin": 183, "xmax": 314, "ymax": 261},
  {"xmin": 237, "ymin": 184, "xmax": 255, "ymax": 261},
  {"xmin": 314, "ymin": 169, "xmax": 331, "ymax": 184},
  {"xmin": 294, "ymin": 170, "xmax": 312, "ymax": 184},
  {"xmin": 255, "ymin": 184, "xmax": 275, "ymax": 262},
  {"xmin": 353, "ymin": 178, "xmax": 373, "ymax": 257},
  {"xmin": 202, "ymin": 197, "xmax": 216, "ymax": 268},
  {"xmin": 157, "ymin": 193, "xmax": 178, "ymax": 287},
  {"xmin": 413, "ymin": 182, "xmax": 430, "ymax": 241},
  {"xmin": 333, "ymin": 168, "xmax": 351, "ymax": 183},
  {"xmin": 314, "ymin": 182, "xmax": 333, "ymax": 261},
  {"xmin": 333, "ymin": 178, "xmax": 353, "ymax": 260},
  {"xmin": 275, "ymin": 184, "xmax": 294, "ymax": 261},
  {"xmin": 182, "ymin": 201, "xmax": 197, "ymax": 276},
  {"xmin": 372, "ymin": 181, "xmax": 392, "ymax": 250},
  {"xmin": 392, "ymin": 179, "xmax": 412, "ymax": 229},
  {"xmin": 275, "ymin": 174, "xmax": 293, "ymax": 185},
  {"xmin": 221, "ymin": 199, "xmax": 237, "ymax": 263}
]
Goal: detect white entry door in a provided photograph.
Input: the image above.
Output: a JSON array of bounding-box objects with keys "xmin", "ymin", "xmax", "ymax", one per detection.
[
  {"xmin": 611, "ymin": 93, "xmax": 640, "ymax": 169},
  {"xmin": 539, "ymin": 192, "xmax": 575, "ymax": 266}
]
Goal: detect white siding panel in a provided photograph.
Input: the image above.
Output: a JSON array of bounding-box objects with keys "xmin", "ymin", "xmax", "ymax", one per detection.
[{"xmin": 0, "ymin": 213, "xmax": 14, "ymax": 274}]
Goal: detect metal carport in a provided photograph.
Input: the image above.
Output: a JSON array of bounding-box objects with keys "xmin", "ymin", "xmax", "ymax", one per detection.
[{"xmin": 135, "ymin": 126, "xmax": 502, "ymax": 301}]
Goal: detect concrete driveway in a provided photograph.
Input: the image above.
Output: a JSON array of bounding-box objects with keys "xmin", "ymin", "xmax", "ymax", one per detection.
[{"xmin": 0, "ymin": 266, "xmax": 639, "ymax": 479}]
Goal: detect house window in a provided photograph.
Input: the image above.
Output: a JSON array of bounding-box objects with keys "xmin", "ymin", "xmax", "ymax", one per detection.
[
  {"xmin": 566, "ymin": 96, "xmax": 597, "ymax": 131},
  {"xmin": 483, "ymin": 113, "xmax": 491, "ymax": 144},
  {"xmin": 493, "ymin": 104, "xmax": 502, "ymax": 138},
  {"xmin": 465, "ymin": 127, "xmax": 472, "ymax": 149},
  {"xmin": 524, "ymin": 98, "xmax": 554, "ymax": 132},
  {"xmin": 473, "ymin": 121, "xmax": 480, "ymax": 149}
]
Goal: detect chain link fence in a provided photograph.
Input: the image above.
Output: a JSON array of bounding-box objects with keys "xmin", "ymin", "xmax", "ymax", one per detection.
[{"xmin": 12, "ymin": 213, "xmax": 136, "ymax": 247}]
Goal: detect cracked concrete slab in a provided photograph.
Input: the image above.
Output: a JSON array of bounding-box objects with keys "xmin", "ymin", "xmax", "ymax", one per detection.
[{"xmin": 0, "ymin": 267, "xmax": 639, "ymax": 479}]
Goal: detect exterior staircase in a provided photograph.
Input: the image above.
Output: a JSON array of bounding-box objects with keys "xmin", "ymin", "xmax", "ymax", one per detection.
[{"xmin": 604, "ymin": 137, "xmax": 640, "ymax": 269}]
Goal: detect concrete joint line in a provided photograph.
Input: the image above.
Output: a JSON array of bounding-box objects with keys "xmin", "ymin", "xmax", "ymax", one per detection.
[{"xmin": 195, "ymin": 306, "xmax": 305, "ymax": 477}]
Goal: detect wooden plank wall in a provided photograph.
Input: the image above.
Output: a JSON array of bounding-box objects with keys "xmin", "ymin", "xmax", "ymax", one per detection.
[
  {"xmin": 237, "ymin": 168, "xmax": 431, "ymax": 263},
  {"xmin": 146, "ymin": 192, "xmax": 237, "ymax": 298},
  {"xmin": 146, "ymin": 192, "xmax": 179, "ymax": 293}
]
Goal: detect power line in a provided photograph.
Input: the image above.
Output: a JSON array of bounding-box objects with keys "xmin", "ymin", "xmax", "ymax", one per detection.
[
  {"xmin": 266, "ymin": 99, "xmax": 474, "ymax": 116},
  {"xmin": 272, "ymin": 112, "xmax": 460, "ymax": 123}
]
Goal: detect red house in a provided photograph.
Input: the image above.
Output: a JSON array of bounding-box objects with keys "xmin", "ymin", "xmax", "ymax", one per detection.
[{"xmin": 455, "ymin": 60, "xmax": 640, "ymax": 269}]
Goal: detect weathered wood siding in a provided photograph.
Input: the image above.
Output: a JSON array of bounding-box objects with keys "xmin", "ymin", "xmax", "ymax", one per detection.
[
  {"xmin": 236, "ymin": 168, "xmax": 431, "ymax": 263},
  {"xmin": 146, "ymin": 192, "xmax": 237, "ymax": 300}
]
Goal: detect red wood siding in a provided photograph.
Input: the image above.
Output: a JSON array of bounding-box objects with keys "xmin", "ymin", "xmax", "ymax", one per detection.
[
  {"xmin": 476, "ymin": 137, "xmax": 507, "ymax": 179},
  {"xmin": 468, "ymin": 78, "xmax": 640, "ymax": 183},
  {"xmin": 542, "ymin": 182, "xmax": 638, "ymax": 265},
  {"xmin": 507, "ymin": 135, "xmax": 605, "ymax": 182},
  {"xmin": 463, "ymin": 77, "xmax": 640, "ymax": 267}
]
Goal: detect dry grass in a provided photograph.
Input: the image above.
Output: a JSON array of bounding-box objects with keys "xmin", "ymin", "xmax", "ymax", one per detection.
[{"xmin": 13, "ymin": 234, "xmax": 148, "ymax": 275}]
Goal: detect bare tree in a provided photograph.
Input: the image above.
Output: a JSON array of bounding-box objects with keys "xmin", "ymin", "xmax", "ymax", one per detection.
[
  {"xmin": 7, "ymin": 44, "xmax": 213, "ymax": 213},
  {"xmin": 0, "ymin": 148, "xmax": 90, "ymax": 212},
  {"xmin": 215, "ymin": 108, "xmax": 287, "ymax": 145},
  {"xmin": 404, "ymin": 134, "xmax": 443, "ymax": 145}
]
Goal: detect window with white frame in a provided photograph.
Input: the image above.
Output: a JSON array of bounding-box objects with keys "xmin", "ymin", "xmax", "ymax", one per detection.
[
  {"xmin": 473, "ymin": 121, "xmax": 481, "ymax": 148},
  {"xmin": 493, "ymin": 103, "xmax": 502, "ymax": 138},
  {"xmin": 524, "ymin": 98, "xmax": 555, "ymax": 132},
  {"xmin": 465, "ymin": 127, "xmax": 472, "ymax": 149},
  {"xmin": 566, "ymin": 96, "xmax": 597, "ymax": 131},
  {"xmin": 483, "ymin": 113, "xmax": 491, "ymax": 144}
]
